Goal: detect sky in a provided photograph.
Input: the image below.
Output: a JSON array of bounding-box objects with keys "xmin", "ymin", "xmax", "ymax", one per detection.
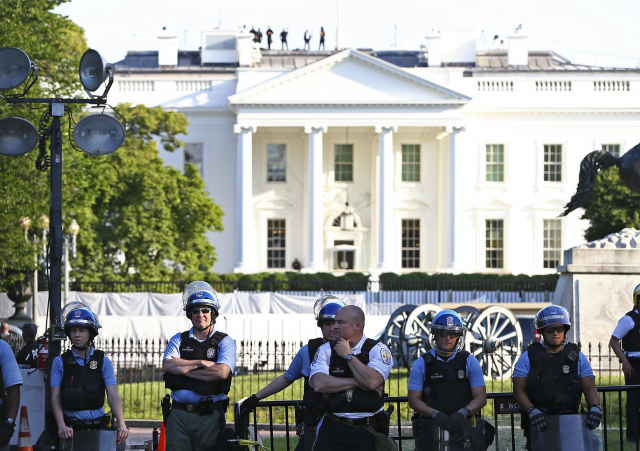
[{"xmin": 55, "ymin": 0, "xmax": 640, "ymax": 68}]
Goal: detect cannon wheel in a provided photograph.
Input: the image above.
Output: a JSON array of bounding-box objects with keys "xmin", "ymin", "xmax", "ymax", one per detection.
[
  {"xmin": 381, "ymin": 305, "xmax": 416, "ymax": 368},
  {"xmin": 466, "ymin": 306, "xmax": 522, "ymax": 379},
  {"xmin": 454, "ymin": 305, "xmax": 480, "ymax": 328},
  {"xmin": 400, "ymin": 304, "xmax": 442, "ymax": 368}
]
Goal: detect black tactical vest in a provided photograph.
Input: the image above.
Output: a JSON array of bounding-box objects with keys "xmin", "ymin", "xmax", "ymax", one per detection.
[
  {"xmin": 420, "ymin": 350, "xmax": 473, "ymax": 415},
  {"xmin": 526, "ymin": 342, "xmax": 582, "ymax": 414},
  {"xmin": 622, "ymin": 310, "xmax": 640, "ymax": 353},
  {"xmin": 323, "ymin": 338, "xmax": 385, "ymax": 413},
  {"xmin": 163, "ymin": 331, "xmax": 232, "ymax": 396},
  {"xmin": 60, "ymin": 349, "xmax": 106, "ymax": 411},
  {"xmin": 303, "ymin": 337, "xmax": 326, "ymax": 414}
]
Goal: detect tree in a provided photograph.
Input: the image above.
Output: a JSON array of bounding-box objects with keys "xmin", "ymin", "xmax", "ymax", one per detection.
[{"xmin": 581, "ymin": 167, "xmax": 640, "ymax": 242}]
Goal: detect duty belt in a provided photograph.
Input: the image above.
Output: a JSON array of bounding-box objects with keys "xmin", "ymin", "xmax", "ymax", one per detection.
[
  {"xmin": 172, "ymin": 399, "xmax": 224, "ymax": 414},
  {"xmin": 325, "ymin": 412, "xmax": 371, "ymax": 429}
]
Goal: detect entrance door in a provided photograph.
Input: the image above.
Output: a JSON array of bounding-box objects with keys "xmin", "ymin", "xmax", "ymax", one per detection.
[{"xmin": 334, "ymin": 240, "xmax": 355, "ymax": 270}]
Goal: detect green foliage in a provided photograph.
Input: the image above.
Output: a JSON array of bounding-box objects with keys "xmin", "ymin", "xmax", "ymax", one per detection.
[{"xmin": 582, "ymin": 166, "xmax": 640, "ymax": 242}]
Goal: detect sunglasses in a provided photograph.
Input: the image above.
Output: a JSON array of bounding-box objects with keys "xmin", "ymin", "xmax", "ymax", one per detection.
[
  {"xmin": 191, "ymin": 307, "xmax": 212, "ymax": 315},
  {"xmin": 542, "ymin": 325, "xmax": 566, "ymax": 334},
  {"xmin": 436, "ymin": 330, "xmax": 463, "ymax": 338}
]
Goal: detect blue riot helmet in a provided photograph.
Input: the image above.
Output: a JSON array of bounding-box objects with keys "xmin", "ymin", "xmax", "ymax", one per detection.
[
  {"xmin": 533, "ymin": 305, "xmax": 571, "ymax": 332},
  {"xmin": 430, "ymin": 310, "xmax": 466, "ymax": 352},
  {"xmin": 314, "ymin": 294, "xmax": 346, "ymax": 327},
  {"xmin": 61, "ymin": 301, "xmax": 101, "ymax": 338},
  {"xmin": 634, "ymin": 284, "xmax": 640, "ymax": 308},
  {"xmin": 182, "ymin": 281, "xmax": 220, "ymax": 320}
]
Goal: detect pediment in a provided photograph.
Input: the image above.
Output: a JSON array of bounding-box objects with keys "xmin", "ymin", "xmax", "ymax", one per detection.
[
  {"xmin": 255, "ymin": 195, "xmax": 296, "ymax": 210},
  {"xmin": 473, "ymin": 199, "xmax": 513, "ymax": 210},
  {"xmin": 229, "ymin": 50, "xmax": 470, "ymax": 107},
  {"xmin": 531, "ymin": 199, "xmax": 567, "ymax": 211},
  {"xmin": 398, "ymin": 198, "xmax": 430, "ymax": 210}
]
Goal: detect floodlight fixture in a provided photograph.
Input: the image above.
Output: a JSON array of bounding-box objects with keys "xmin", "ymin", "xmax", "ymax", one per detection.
[
  {"xmin": 0, "ymin": 117, "xmax": 39, "ymax": 156},
  {"xmin": 79, "ymin": 49, "xmax": 114, "ymax": 99},
  {"xmin": 73, "ymin": 114, "xmax": 125, "ymax": 155}
]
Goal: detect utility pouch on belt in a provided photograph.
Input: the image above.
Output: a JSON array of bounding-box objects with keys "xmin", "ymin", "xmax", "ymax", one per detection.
[
  {"xmin": 324, "ymin": 388, "xmax": 385, "ymax": 413},
  {"xmin": 199, "ymin": 398, "xmax": 214, "ymax": 416},
  {"xmin": 294, "ymin": 402, "xmax": 305, "ymax": 428},
  {"xmin": 161, "ymin": 395, "xmax": 172, "ymax": 424}
]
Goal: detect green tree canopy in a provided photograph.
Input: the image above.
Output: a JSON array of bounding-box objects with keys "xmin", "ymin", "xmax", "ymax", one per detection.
[{"xmin": 581, "ymin": 166, "xmax": 640, "ymax": 242}]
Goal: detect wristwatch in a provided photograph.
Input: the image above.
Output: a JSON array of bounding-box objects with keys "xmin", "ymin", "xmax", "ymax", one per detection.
[
  {"xmin": 6, "ymin": 418, "xmax": 14, "ymax": 425},
  {"xmin": 345, "ymin": 353, "xmax": 354, "ymax": 362}
]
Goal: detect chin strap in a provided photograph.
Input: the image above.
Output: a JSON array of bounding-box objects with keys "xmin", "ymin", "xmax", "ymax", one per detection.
[{"xmin": 194, "ymin": 315, "xmax": 217, "ymax": 332}]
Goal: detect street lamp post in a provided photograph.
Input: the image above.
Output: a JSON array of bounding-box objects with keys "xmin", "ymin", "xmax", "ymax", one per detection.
[
  {"xmin": 18, "ymin": 216, "xmax": 38, "ymax": 325},
  {"xmin": 64, "ymin": 219, "xmax": 80, "ymax": 303}
]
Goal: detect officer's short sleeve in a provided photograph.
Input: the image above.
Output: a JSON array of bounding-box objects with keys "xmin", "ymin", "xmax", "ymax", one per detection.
[
  {"xmin": 512, "ymin": 351, "xmax": 530, "ymax": 378},
  {"xmin": 284, "ymin": 346, "xmax": 306, "ymax": 381},
  {"xmin": 163, "ymin": 332, "xmax": 182, "ymax": 360},
  {"xmin": 50, "ymin": 355, "xmax": 64, "ymax": 388},
  {"xmin": 408, "ymin": 357, "xmax": 426, "ymax": 391},
  {"xmin": 612, "ymin": 316, "xmax": 635, "ymax": 340},
  {"xmin": 217, "ymin": 336, "xmax": 237, "ymax": 374},
  {"xmin": 0, "ymin": 340, "xmax": 22, "ymax": 389},
  {"xmin": 368, "ymin": 343, "xmax": 393, "ymax": 381},
  {"xmin": 465, "ymin": 355, "xmax": 486, "ymax": 387},
  {"xmin": 578, "ymin": 352, "xmax": 595, "ymax": 378},
  {"xmin": 309, "ymin": 342, "xmax": 332, "ymax": 387},
  {"xmin": 102, "ymin": 356, "xmax": 118, "ymax": 386}
]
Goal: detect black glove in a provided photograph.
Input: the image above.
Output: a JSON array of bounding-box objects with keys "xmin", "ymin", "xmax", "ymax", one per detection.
[
  {"xmin": 528, "ymin": 407, "xmax": 547, "ymax": 433},
  {"xmin": 240, "ymin": 394, "xmax": 259, "ymax": 417},
  {"xmin": 585, "ymin": 405, "xmax": 602, "ymax": 430},
  {"xmin": 431, "ymin": 410, "xmax": 451, "ymax": 431},
  {"xmin": 448, "ymin": 407, "xmax": 470, "ymax": 434},
  {"xmin": 0, "ymin": 421, "xmax": 15, "ymax": 447}
]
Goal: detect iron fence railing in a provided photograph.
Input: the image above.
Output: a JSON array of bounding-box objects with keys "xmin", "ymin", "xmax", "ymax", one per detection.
[{"xmin": 235, "ymin": 387, "xmax": 640, "ymax": 451}]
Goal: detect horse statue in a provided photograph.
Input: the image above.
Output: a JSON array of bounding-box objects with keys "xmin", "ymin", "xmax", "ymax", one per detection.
[{"xmin": 561, "ymin": 143, "xmax": 640, "ymax": 217}]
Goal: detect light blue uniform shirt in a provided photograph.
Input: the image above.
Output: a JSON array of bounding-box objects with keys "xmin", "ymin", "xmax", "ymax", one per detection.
[
  {"xmin": 163, "ymin": 327, "xmax": 237, "ymax": 403},
  {"xmin": 284, "ymin": 344, "xmax": 312, "ymax": 381},
  {"xmin": 512, "ymin": 342, "xmax": 594, "ymax": 378},
  {"xmin": 51, "ymin": 347, "xmax": 117, "ymax": 420},
  {"xmin": 0, "ymin": 340, "xmax": 23, "ymax": 397},
  {"xmin": 408, "ymin": 348, "xmax": 486, "ymax": 391}
]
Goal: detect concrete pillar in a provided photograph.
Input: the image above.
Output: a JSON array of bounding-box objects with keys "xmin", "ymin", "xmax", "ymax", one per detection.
[
  {"xmin": 375, "ymin": 125, "xmax": 397, "ymax": 271},
  {"xmin": 234, "ymin": 125, "xmax": 257, "ymax": 273},
  {"xmin": 449, "ymin": 126, "xmax": 464, "ymax": 271},
  {"xmin": 304, "ymin": 126, "xmax": 327, "ymax": 272}
]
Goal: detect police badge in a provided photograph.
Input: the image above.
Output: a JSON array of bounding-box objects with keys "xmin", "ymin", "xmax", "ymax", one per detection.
[
  {"xmin": 562, "ymin": 365, "xmax": 570, "ymax": 374},
  {"xmin": 447, "ymin": 316, "xmax": 454, "ymax": 326},
  {"xmin": 458, "ymin": 370, "xmax": 465, "ymax": 379},
  {"xmin": 207, "ymin": 348, "xmax": 216, "ymax": 359},
  {"xmin": 89, "ymin": 360, "xmax": 98, "ymax": 370},
  {"xmin": 75, "ymin": 311, "xmax": 81, "ymax": 317}
]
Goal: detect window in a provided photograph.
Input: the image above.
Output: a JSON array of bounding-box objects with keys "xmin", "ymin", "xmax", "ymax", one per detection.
[
  {"xmin": 267, "ymin": 144, "xmax": 286, "ymax": 182},
  {"xmin": 333, "ymin": 240, "xmax": 354, "ymax": 270},
  {"xmin": 401, "ymin": 219, "xmax": 420, "ymax": 268},
  {"xmin": 602, "ymin": 144, "xmax": 621, "ymax": 158},
  {"xmin": 485, "ymin": 144, "xmax": 504, "ymax": 182},
  {"xmin": 543, "ymin": 145, "xmax": 562, "ymax": 182},
  {"xmin": 402, "ymin": 144, "xmax": 421, "ymax": 182},
  {"xmin": 267, "ymin": 219, "xmax": 286, "ymax": 268},
  {"xmin": 543, "ymin": 219, "xmax": 562, "ymax": 269},
  {"xmin": 184, "ymin": 143, "xmax": 204, "ymax": 178},
  {"xmin": 334, "ymin": 144, "xmax": 353, "ymax": 182},
  {"xmin": 485, "ymin": 220, "xmax": 504, "ymax": 269}
]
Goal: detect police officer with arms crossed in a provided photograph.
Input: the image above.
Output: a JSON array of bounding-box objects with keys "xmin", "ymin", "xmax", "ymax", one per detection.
[
  {"xmin": 610, "ymin": 284, "xmax": 640, "ymax": 442},
  {"xmin": 310, "ymin": 305, "xmax": 394, "ymax": 451},
  {"xmin": 241, "ymin": 295, "xmax": 346, "ymax": 451},
  {"xmin": 51, "ymin": 302, "xmax": 129, "ymax": 445},
  {"xmin": 0, "ymin": 336, "xmax": 22, "ymax": 450},
  {"xmin": 408, "ymin": 310, "xmax": 491, "ymax": 451},
  {"xmin": 513, "ymin": 305, "xmax": 601, "ymax": 451},
  {"xmin": 162, "ymin": 281, "xmax": 237, "ymax": 451}
]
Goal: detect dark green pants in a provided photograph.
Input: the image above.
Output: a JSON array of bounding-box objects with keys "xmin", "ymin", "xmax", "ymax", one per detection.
[{"xmin": 166, "ymin": 408, "xmax": 221, "ymax": 451}]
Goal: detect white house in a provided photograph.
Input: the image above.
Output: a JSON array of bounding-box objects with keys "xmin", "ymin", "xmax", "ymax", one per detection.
[{"xmin": 108, "ymin": 28, "xmax": 640, "ymax": 275}]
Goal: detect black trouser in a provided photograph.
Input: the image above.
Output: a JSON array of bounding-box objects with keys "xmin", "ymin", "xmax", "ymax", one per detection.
[
  {"xmin": 311, "ymin": 416, "xmax": 375, "ymax": 451},
  {"xmin": 626, "ymin": 358, "xmax": 640, "ymax": 441}
]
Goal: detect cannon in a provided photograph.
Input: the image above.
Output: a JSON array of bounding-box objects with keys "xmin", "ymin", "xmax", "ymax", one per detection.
[{"xmin": 381, "ymin": 304, "xmax": 523, "ymax": 379}]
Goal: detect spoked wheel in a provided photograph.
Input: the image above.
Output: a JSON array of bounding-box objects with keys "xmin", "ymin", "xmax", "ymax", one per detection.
[
  {"xmin": 466, "ymin": 306, "xmax": 522, "ymax": 379},
  {"xmin": 454, "ymin": 305, "xmax": 480, "ymax": 328},
  {"xmin": 401, "ymin": 304, "xmax": 442, "ymax": 368},
  {"xmin": 381, "ymin": 305, "xmax": 417, "ymax": 367}
]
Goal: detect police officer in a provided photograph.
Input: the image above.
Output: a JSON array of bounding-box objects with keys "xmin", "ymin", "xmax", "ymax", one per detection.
[
  {"xmin": 51, "ymin": 302, "xmax": 129, "ymax": 445},
  {"xmin": 16, "ymin": 323, "xmax": 38, "ymax": 368},
  {"xmin": 0, "ymin": 336, "xmax": 22, "ymax": 450},
  {"xmin": 310, "ymin": 305, "xmax": 394, "ymax": 451},
  {"xmin": 162, "ymin": 281, "xmax": 237, "ymax": 451},
  {"xmin": 610, "ymin": 283, "xmax": 640, "ymax": 442},
  {"xmin": 408, "ymin": 310, "xmax": 490, "ymax": 451},
  {"xmin": 241, "ymin": 295, "xmax": 346, "ymax": 451},
  {"xmin": 513, "ymin": 305, "xmax": 601, "ymax": 450}
]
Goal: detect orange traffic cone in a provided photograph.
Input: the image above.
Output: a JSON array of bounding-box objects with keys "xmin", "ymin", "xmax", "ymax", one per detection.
[
  {"xmin": 157, "ymin": 423, "xmax": 166, "ymax": 451},
  {"xmin": 17, "ymin": 406, "xmax": 33, "ymax": 451}
]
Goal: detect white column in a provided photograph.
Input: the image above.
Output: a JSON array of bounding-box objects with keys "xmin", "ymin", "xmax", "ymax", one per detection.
[
  {"xmin": 449, "ymin": 126, "xmax": 465, "ymax": 270},
  {"xmin": 234, "ymin": 124, "xmax": 257, "ymax": 273},
  {"xmin": 375, "ymin": 125, "xmax": 397, "ymax": 271},
  {"xmin": 304, "ymin": 126, "xmax": 327, "ymax": 272}
]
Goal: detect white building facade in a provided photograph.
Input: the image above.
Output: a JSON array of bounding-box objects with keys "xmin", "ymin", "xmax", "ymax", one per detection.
[{"xmin": 109, "ymin": 29, "xmax": 640, "ymax": 275}]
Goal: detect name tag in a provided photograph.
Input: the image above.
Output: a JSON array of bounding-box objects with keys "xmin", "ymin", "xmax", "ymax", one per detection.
[{"xmin": 430, "ymin": 372, "xmax": 445, "ymax": 380}]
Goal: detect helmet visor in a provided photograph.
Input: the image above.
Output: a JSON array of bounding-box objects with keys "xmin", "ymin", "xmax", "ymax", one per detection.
[
  {"xmin": 182, "ymin": 281, "xmax": 217, "ymax": 309},
  {"xmin": 313, "ymin": 295, "xmax": 346, "ymax": 320}
]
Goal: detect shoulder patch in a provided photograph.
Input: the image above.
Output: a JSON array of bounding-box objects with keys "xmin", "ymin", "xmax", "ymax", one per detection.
[{"xmin": 381, "ymin": 348, "xmax": 392, "ymax": 365}]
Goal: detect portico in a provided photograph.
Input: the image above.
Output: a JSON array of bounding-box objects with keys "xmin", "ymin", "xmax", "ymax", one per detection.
[{"xmin": 228, "ymin": 49, "xmax": 469, "ymax": 273}]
